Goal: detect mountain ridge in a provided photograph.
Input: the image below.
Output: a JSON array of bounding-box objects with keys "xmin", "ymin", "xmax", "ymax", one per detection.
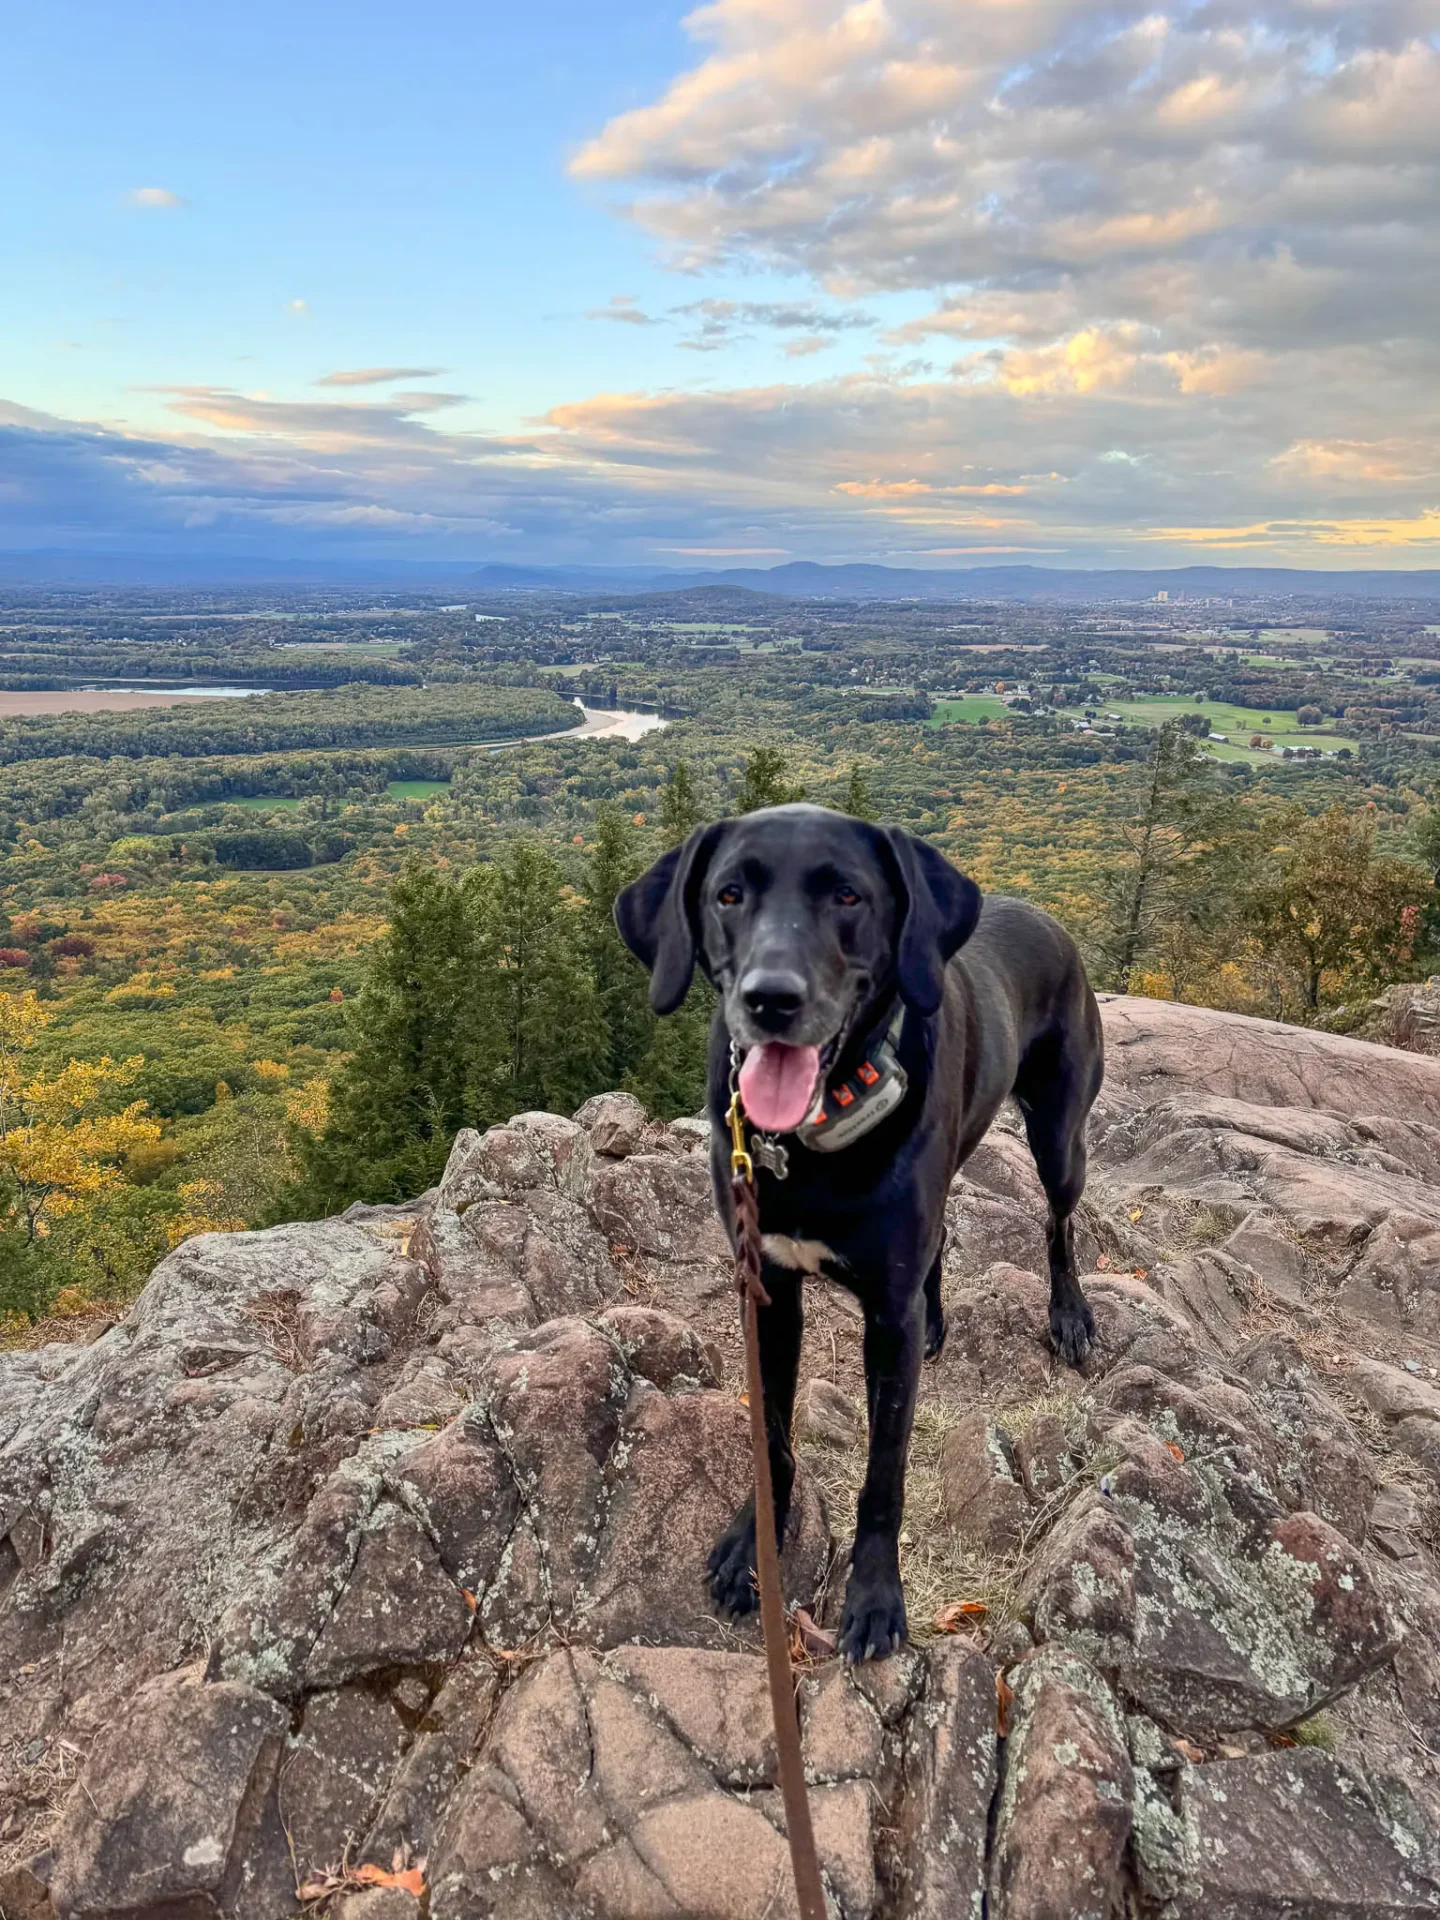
[{"xmin": 2, "ymin": 549, "xmax": 1439, "ymax": 601}]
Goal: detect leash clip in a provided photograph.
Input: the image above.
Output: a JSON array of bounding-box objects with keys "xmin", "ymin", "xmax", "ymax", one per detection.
[{"xmin": 726, "ymin": 1089, "xmax": 754, "ymax": 1184}]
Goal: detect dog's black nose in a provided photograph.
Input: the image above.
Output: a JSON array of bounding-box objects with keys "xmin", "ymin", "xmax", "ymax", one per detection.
[{"xmin": 740, "ymin": 968, "xmax": 806, "ymax": 1030}]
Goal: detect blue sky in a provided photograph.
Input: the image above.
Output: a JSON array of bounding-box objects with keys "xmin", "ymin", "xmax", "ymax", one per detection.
[
  {"xmin": 5, "ymin": 1, "xmax": 898, "ymax": 427},
  {"xmin": 3, "ymin": 0, "xmax": 1438, "ymax": 568}
]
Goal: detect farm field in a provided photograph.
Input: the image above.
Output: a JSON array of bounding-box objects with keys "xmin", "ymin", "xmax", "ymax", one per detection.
[
  {"xmin": 276, "ymin": 640, "xmax": 410, "ymax": 656},
  {"xmin": 929, "ymin": 694, "xmax": 1013, "ymax": 724},
  {"xmin": 386, "ymin": 777, "xmax": 451, "ymax": 800},
  {"xmin": 1054, "ymin": 694, "xmax": 1361, "ymax": 763},
  {"xmin": 0, "ymin": 688, "xmax": 263, "ymax": 716}
]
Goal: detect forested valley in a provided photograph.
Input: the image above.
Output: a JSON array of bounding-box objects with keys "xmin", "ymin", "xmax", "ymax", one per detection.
[{"xmin": 1, "ymin": 580, "xmax": 1438, "ymax": 1331}]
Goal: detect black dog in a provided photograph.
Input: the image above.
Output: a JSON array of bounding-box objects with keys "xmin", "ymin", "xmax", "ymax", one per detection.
[{"xmin": 615, "ymin": 804, "xmax": 1103, "ymax": 1662}]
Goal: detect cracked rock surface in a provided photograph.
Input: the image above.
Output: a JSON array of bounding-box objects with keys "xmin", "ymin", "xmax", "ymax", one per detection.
[{"xmin": 5, "ymin": 998, "xmax": 1440, "ymax": 1917}]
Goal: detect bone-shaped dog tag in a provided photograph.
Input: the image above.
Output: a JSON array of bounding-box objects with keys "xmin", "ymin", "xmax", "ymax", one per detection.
[{"xmin": 752, "ymin": 1135, "xmax": 790, "ymax": 1181}]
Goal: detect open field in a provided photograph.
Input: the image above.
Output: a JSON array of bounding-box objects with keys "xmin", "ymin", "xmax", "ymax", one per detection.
[
  {"xmin": 0, "ymin": 688, "xmax": 261, "ymax": 717},
  {"xmin": 1202, "ymin": 736, "xmax": 1357, "ymax": 764},
  {"xmin": 1063, "ymin": 693, "xmax": 1330, "ymax": 732},
  {"xmin": 386, "ymin": 778, "xmax": 451, "ymax": 800},
  {"xmin": 276, "ymin": 641, "xmax": 409, "ymax": 656},
  {"xmin": 662, "ymin": 622, "xmax": 756, "ymax": 634},
  {"xmin": 1056, "ymin": 694, "xmax": 1360, "ymax": 762},
  {"xmin": 929, "ymin": 694, "xmax": 1013, "ymax": 725}
]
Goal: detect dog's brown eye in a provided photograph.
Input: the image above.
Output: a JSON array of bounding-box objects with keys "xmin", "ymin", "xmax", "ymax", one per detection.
[
  {"xmin": 836, "ymin": 885, "xmax": 861, "ymax": 907},
  {"xmin": 717, "ymin": 884, "xmax": 743, "ymax": 907}
]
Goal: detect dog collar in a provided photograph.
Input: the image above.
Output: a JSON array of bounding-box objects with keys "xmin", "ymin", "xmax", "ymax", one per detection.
[
  {"xmin": 796, "ymin": 1003, "xmax": 908, "ymax": 1154},
  {"xmin": 739, "ymin": 1004, "xmax": 908, "ymax": 1178}
]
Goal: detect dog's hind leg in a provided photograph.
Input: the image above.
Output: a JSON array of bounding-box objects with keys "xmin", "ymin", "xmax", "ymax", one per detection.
[
  {"xmin": 706, "ymin": 1264, "xmax": 804, "ymax": 1617},
  {"xmin": 1015, "ymin": 1021, "xmax": 1102, "ymax": 1366},
  {"xmin": 922, "ymin": 1232, "xmax": 946, "ymax": 1361}
]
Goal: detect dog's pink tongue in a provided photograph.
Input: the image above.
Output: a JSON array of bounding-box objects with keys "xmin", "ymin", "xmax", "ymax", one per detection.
[{"xmin": 738, "ymin": 1042, "xmax": 821, "ymax": 1133}]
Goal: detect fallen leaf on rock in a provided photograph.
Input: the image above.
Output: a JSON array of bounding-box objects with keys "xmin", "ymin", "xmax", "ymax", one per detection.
[
  {"xmin": 1268, "ymin": 1731, "xmax": 1298, "ymax": 1749},
  {"xmin": 461, "ymin": 1588, "xmax": 477, "ymax": 1612},
  {"xmin": 1163, "ymin": 1440, "xmax": 1186, "ymax": 1462},
  {"xmin": 933, "ymin": 1600, "xmax": 988, "ymax": 1633},
  {"xmin": 1171, "ymin": 1737, "xmax": 1206, "ymax": 1764},
  {"xmin": 1095, "ymin": 1253, "xmax": 1112, "ymax": 1271},
  {"xmin": 996, "ymin": 1671, "xmax": 1015, "ymax": 1737},
  {"xmin": 791, "ymin": 1606, "xmax": 838, "ymax": 1657},
  {"xmin": 298, "ymin": 1858, "xmax": 428, "ymax": 1904},
  {"xmin": 738, "ymin": 1390, "xmax": 750, "ymax": 1407},
  {"xmin": 355, "ymin": 1862, "xmax": 427, "ymax": 1896},
  {"xmin": 1129, "ymin": 1207, "xmax": 1144, "ymax": 1221}
]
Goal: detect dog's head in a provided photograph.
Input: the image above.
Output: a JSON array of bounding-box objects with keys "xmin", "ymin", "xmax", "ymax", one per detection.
[{"xmin": 614, "ymin": 804, "xmax": 981, "ymax": 1130}]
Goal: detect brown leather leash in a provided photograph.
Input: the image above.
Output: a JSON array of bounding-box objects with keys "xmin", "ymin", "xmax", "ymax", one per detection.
[{"xmin": 727, "ymin": 1091, "xmax": 829, "ymax": 1920}]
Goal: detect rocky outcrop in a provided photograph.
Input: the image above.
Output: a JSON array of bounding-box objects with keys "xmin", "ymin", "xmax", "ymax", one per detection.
[{"xmin": 5, "ymin": 998, "xmax": 1440, "ymax": 1917}]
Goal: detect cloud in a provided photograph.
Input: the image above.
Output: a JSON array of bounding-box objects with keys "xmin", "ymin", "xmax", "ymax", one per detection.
[
  {"xmin": 672, "ymin": 296, "xmax": 876, "ymax": 351},
  {"xmin": 315, "ymin": 367, "xmax": 447, "ymax": 387},
  {"xmin": 126, "ymin": 187, "xmax": 185, "ymax": 209},
  {"xmin": 4, "ymin": 314, "xmax": 1439, "ymax": 568},
  {"xmin": 386, "ymin": 391, "xmax": 471, "ymax": 412},
  {"xmin": 586, "ymin": 296, "xmax": 658, "ymax": 325},
  {"xmin": 539, "ymin": 0, "xmax": 1440, "ymax": 565},
  {"xmin": 287, "ymin": 299, "xmax": 309, "ymax": 315},
  {"xmin": 148, "ymin": 385, "xmax": 455, "ymax": 449},
  {"xmin": 573, "ymin": 1, "xmax": 1440, "ymax": 368}
]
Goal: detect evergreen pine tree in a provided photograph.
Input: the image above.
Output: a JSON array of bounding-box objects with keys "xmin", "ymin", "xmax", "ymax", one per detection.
[
  {"xmin": 735, "ymin": 745, "xmax": 804, "ymax": 812},
  {"xmin": 582, "ymin": 808, "xmax": 656, "ymax": 1087},
  {"xmin": 471, "ymin": 839, "xmax": 608, "ymax": 1121},
  {"xmin": 624, "ymin": 987, "xmax": 713, "ymax": 1119},
  {"xmin": 659, "ymin": 760, "xmax": 705, "ymax": 846},
  {"xmin": 290, "ymin": 860, "xmax": 487, "ymax": 1209},
  {"xmin": 842, "ymin": 763, "xmax": 875, "ymax": 820}
]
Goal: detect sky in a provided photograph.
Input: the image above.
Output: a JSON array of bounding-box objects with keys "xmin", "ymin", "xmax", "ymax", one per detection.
[{"xmin": 2, "ymin": 0, "xmax": 1438, "ymax": 571}]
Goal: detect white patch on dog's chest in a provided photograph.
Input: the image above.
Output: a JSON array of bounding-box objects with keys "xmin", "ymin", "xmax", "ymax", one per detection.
[{"xmin": 761, "ymin": 1233, "xmax": 841, "ymax": 1274}]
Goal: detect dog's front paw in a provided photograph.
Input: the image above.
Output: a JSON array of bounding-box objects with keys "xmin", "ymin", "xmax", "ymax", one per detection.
[
  {"xmin": 839, "ymin": 1566, "xmax": 908, "ymax": 1664},
  {"xmin": 706, "ymin": 1507, "xmax": 759, "ymax": 1617},
  {"xmin": 1049, "ymin": 1294, "xmax": 1095, "ymax": 1366}
]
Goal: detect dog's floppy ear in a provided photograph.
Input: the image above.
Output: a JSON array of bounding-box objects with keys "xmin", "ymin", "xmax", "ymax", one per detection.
[
  {"xmin": 883, "ymin": 827, "xmax": 982, "ymax": 1015},
  {"xmin": 614, "ymin": 823, "xmax": 724, "ymax": 1014}
]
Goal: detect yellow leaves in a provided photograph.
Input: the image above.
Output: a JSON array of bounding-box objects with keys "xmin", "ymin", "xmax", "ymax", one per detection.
[
  {"xmin": 249, "ymin": 1058, "xmax": 290, "ymax": 1089},
  {"xmin": 166, "ymin": 1178, "xmax": 246, "ymax": 1248},
  {"xmin": 104, "ymin": 980, "xmax": 176, "ymax": 1007},
  {"xmin": 0, "ymin": 990, "xmax": 53, "ymax": 1057},
  {"xmin": 20, "ymin": 1056, "xmax": 143, "ymax": 1123},
  {"xmin": 5, "ymin": 1104, "xmax": 160, "ymax": 1203},
  {"xmin": 284, "ymin": 1075, "xmax": 330, "ymax": 1136},
  {"xmin": 0, "ymin": 1004, "xmax": 159, "ymax": 1242}
]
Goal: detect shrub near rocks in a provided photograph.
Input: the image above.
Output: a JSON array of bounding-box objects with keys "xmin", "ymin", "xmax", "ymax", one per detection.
[{"xmin": 6, "ymin": 999, "xmax": 1440, "ymax": 1917}]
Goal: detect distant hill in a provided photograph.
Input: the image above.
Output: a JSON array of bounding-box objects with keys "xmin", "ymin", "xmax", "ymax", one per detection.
[
  {"xmin": 2, "ymin": 550, "xmax": 1437, "ymax": 602},
  {"xmin": 657, "ymin": 561, "xmax": 1440, "ymax": 603}
]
